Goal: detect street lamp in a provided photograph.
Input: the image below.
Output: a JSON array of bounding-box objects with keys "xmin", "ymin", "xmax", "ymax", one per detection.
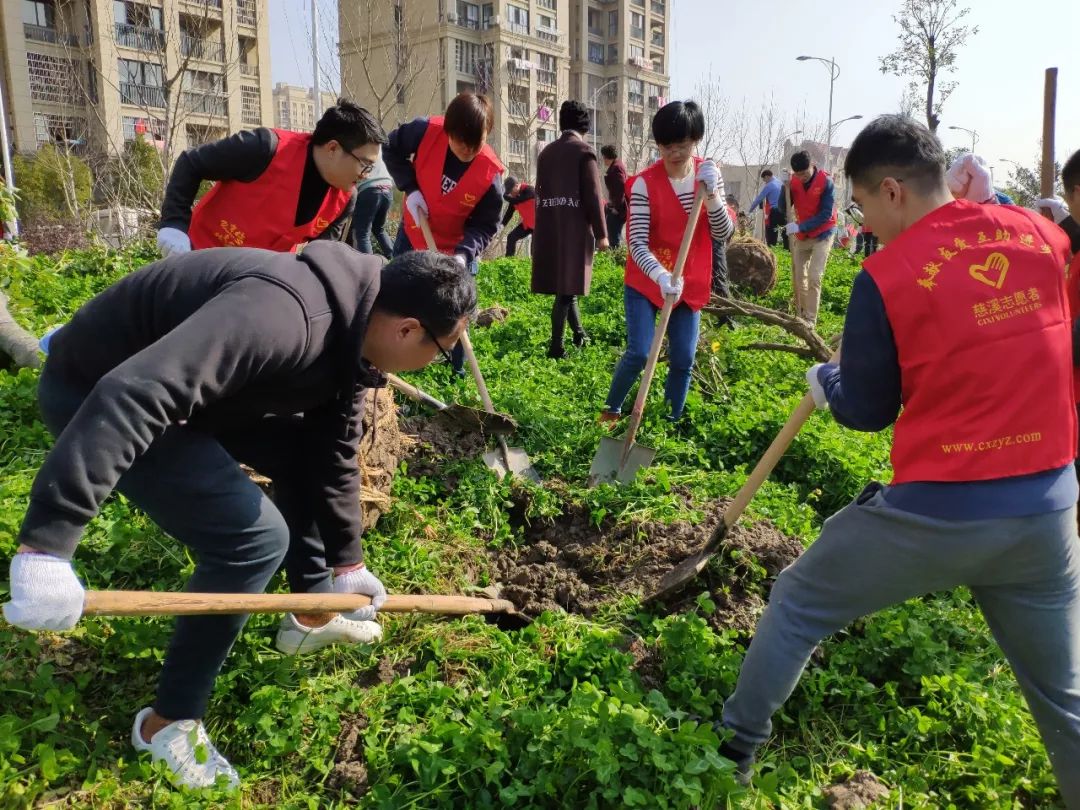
[
  {"xmin": 589, "ymin": 79, "xmax": 620, "ymax": 151},
  {"xmin": 797, "ymin": 55, "xmax": 839, "ymax": 172},
  {"xmin": 949, "ymin": 125, "xmax": 979, "ymax": 153}
]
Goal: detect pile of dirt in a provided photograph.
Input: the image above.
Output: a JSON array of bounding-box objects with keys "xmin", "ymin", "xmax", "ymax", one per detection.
[
  {"xmin": 726, "ymin": 237, "xmax": 777, "ymax": 296},
  {"xmin": 329, "ymin": 713, "xmax": 370, "ymax": 799},
  {"xmin": 491, "ymin": 497, "xmax": 803, "ymax": 632},
  {"xmin": 475, "ymin": 305, "xmax": 509, "ymax": 327},
  {"xmin": 399, "ymin": 409, "xmax": 491, "ymax": 477},
  {"xmin": 822, "ymin": 771, "xmax": 891, "ymax": 809}
]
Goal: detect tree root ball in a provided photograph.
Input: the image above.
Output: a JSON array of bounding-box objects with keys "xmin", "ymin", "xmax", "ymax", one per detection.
[{"xmin": 726, "ymin": 237, "xmax": 777, "ymax": 296}]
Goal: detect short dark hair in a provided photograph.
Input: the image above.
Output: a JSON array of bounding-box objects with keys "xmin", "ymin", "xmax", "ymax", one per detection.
[
  {"xmin": 504, "ymin": 175, "xmax": 519, "ymax": 191},
  {"xmin": 651, "ymin": 100, "xmax": 704, "ymax": 146},
  {"xmin": 1063, "ymin": 149, "xmax": 1080, "ymax": 195},
  {"xmin": 760, "ymin": 169, "xmax": 773, "ymax": 179},
  {"xmin": 444, "ymin": 93, "xmax": 494, "ymax": 150},
  {"xmin": 600, "ymin": 145, "xmax": 618, "ymax": 160},
  {"xmin": 558, "ymin": 100, "xmax": 591, "ymax": 134},
  {"xmin": 312, "ymin": 99, "xmax": 387, "ymax": 150},
  {"xmin": 789, "ymin": 151, "xmax": 811, "ymax": 172},
  {"xmin": 376, "ymin": 251, "xmax": 477, "ymax": 338},
  {"xmin": 844, "ymin": 114, "xmax": 947, "ymax": 195}
]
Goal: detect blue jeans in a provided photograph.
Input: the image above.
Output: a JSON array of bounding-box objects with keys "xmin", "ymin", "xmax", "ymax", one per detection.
[
  {"xmin": 604, "ymin": 286, "xmax": 702, "ymax": 420},
  {"xmin": 392, "ymin": 229, "xmax": 478, "ymax": 373},
  {"xmin": 350, "ymin": 185, "xmax": 393, "ymax": 256}
]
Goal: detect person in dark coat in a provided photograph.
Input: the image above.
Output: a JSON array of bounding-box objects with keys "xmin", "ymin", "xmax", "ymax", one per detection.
[
  {"xmin": 601, "ymin": 145, "xmax": 628, "ymax": 248},
  {"xmin": 532, "ymin": 102, "xmax": 609, "ymax": 358}
]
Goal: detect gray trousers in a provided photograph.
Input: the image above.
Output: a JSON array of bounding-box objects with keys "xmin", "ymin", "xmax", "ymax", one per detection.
[{"xmin": 722, "ymin": 483, "xmax": 1080, "ymax": 805}]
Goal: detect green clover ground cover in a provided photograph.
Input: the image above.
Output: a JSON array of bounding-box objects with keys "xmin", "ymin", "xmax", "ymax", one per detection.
[{"xmin": 0, "ymin": 242, "xmax": 1061, "ymax": 808}]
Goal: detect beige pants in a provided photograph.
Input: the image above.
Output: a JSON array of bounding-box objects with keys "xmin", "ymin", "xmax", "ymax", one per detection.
[{"xmin": 790, "ymin": 232, "xmax": 835, "ymax": 324}]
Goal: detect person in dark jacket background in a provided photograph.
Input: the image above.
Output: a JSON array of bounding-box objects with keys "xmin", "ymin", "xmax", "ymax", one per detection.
[
  {"xmin": 532, "ymin": 101, "xmax": 608, "ymax": 358},
  {"xmin": 601, "ymin": 145, "xmax": 628, "ymax": 248},
  {"xmin": 157, "ymin": 100, "xmax": 385, "ymax": 255},
  {"xmin": 3, "ymin": 244, "xmax": 474, "ymax": 790},
  {"xmin": 501, "ymin": 176, "xmax": 537, "ymax": 257}
]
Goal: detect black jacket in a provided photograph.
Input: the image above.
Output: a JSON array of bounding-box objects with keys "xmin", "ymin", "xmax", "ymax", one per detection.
[
  {"xmin": 159, "ymin": 127, "xmax": 356, "ymax": 242},
  {"xmin": 21, "ymin": 243, "xmax": 385, "ymax": 560}
]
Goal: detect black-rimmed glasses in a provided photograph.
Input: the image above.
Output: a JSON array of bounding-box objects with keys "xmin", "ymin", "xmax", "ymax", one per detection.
[
  {"xmin": 346, "ymin": 150, "xmax": 376, "ymax": 176},
  {"xmin": 423, "ymin": 324, "xmax": 455, "ymax": 366}
]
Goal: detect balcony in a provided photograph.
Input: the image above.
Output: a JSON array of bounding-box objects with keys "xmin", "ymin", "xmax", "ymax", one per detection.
[
  {"xmin": 509, "ymin": 100, "xmax": 528, "ymax": 118},
  {"xmin": 115, "ymin": 23, "xmax": 166, "ymax": 51},
  {"xmin": 239, "ymin": 62, "xmax": 259, "ymax": 78},
  {"xmin": 536, "ymin": 26, "xmax": 559, "ymax": 42},
  {"xmin": 628, "ymin": 92, "xmax": 644, "ymax": 107},
  {"xmin": 236, "ymin": 0, "xmax": 256, "ymax": 26},
  {"xmin": 183, "ymin": 0, "xmax": 223, "ymax": 8},
  {"xmin": 119, "ymin": 82, "xmax": 165, "ymax": 108},
  {"xmin": 630, "ymin": 26, "xmax": 644, "ymax": 40},
  {"xmin": 651, "ymin": 0, "xmax": 665, "ymax": 12},
  {"xmin": 651, "ymin": 32, "xmax": 664, "ymax": 46},
  {"xmin": 647, "ymin": 95, "xmax": 660, "ymax": 109},
  {"xmin": 24, "ymin": 24, "xmax": 80, "ymax": 46},
  {"xmin": 509, "ymin": 138, "xmax": 527, "ymax": 157},
  {"xmin": 448, "ymin": 14, "xmax": 481, "ymax": 29},
  {"xmin": 587, "ymin": 25, "xmax": 603, "ymax": 36},
  {"xmin": 537, "ymin": 0, "xmax": 555, "ymax": 8},
  {"xmin": 182, "ymin": 91, "xmax": 226, "ymax": 117},
  {"xmin": 181, "ymin": 34, "xmax": 225, "ymax": 61},
  {"xmin": 507, "ymin": 22, "xmax": 529, "ymax": 35},
  {"xmin": 537, "ymin": 69, "xmax": 556, "ymax": 88},
  {"xmin": 628, "ymin": 56, "xmax": 650, "ymax": 69},
  {"xmin": 587, "ymin": 51, "xmax": 605, "ymax": 65}
]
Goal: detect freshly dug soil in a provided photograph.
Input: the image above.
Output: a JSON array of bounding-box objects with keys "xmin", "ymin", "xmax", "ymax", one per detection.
[
  {"xmin": 475, "ymin": 305, "xmax": 509, "ymax": 327},
  {"xmin": 822, "ymin": 771, "xmax": 891, "ymax": 809},
  {"xmin": 726, "ymin": 237, "xmax": 777, "ymax": 296},
  {"xmin": 329, "ymin": 713, "xmax": 370, "ymax": 799},
  {"xmin": 491, "ymin": 497, "xmax": 803, "ymax": 633}
]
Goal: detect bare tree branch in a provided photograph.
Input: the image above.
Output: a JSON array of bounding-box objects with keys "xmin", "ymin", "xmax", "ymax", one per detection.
[{"xmin": 703, "ymin": 295, "xmax": 832, "ymax": 362}]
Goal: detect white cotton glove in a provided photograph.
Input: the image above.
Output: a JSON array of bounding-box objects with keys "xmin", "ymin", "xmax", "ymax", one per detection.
[
  {"xmin": 696, "ymin": 159, "xmax": 723, "ymax": 197},
  {"xmin": 3, "ymin": 552, "xmax": 85, "ymax": 632},
  {"xmin": 156, "ymin": 227, "xmax": 191, "ymax": 257},
  {"xmin": 406, "ymin": 190, "xmax": 429, "ymax": 222},
  {"xmin": 806, "ymin": 364, "xmax": 829, "ymax": 410},
  {"xmin": 785, "ymin": 222, "xmax": 801, "ymax": 236},
  {"xmin": 946, "ymin": 153, "xmax": 993, "ymax": 203},
  {"xmin": 1036, "ymin": 196, "xmax": 1070, "ymax": 225},
  {"xmin": 332, "ymin": 564, "xmax": 387, "ymax": 622},
  {"xmin": 657, "ymin": 270, "xmax": 684, "ymax": 298},
  {"xmin": 453, "ymin": 254, "xmax": 467, "ymax": 269}
]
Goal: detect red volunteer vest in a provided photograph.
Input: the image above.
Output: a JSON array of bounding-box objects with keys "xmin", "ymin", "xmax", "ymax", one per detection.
[
  {"xmin": 515, "ymin": 184, "xmax": 536, "ymax": 230},
  {"xmin": 726, "ymin": 204, "xmax": 737, "ymax": 226},
  {"xmin": 1066, "ymin": 250, "xmax": 1080, "ymax": 403},
  {"xmin": 188, "ymin": 130, "xmax": 351, "ymax": 252},
  {"xmin": 624, "ymin": 159, "xmax": 713, "ymax": 311},
  {"xmin": 402, "ymin": 116, "xmax": 505, "ymax": 253},
  {"xmin": 790, "ymin": 169, "xmax": 837, "ymax": 241},
  {"xmin": 865, "ymin": 200, "xmax": 1075, "ymax": 484}
]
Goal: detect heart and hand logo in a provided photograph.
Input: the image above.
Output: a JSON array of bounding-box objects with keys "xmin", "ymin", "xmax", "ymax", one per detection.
[{"xmin": 969, "ymin": 252, "xmax": 1009, "ymax": 289}]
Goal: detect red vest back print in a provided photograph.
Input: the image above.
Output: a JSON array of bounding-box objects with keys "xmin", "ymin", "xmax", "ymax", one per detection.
[
  {"xmin": 790, "ymin": 169, "xmax": 837, "ymax": 240},
  {"xmin": 402, "ymin": 116, "xmax": 505, "ymax": 253},
  {"xmin": 1066, "ymin": 250, "xmax": 1080, "ymax": 403},
  {"xmin": 515, "ymin": 186, "xmax": 536, "ymax": 230},
  {"xmin": 864, "ymin": 200, "xmax": 1075, "ymax": 484},
  {"xmin": 623, "ymin": 159, "xmax": 714, "ymax": 311},
  {"xmin": 188, "ymin": 130, "xmax": 351, "ymax": 252}
]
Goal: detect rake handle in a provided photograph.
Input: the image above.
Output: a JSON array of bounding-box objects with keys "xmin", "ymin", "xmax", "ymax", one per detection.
[
  {"xmin": 618, "ymin": 182, "xmax": 709, "ymax": 471},
  {"xmin": 82, "ymin": 591, "xmax": 519, "ymax": 617}
]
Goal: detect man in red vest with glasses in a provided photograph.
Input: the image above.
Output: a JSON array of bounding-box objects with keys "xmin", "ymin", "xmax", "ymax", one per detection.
[
  {"xmin": 785, "ymin": 149, "xmax": 837, "ymax": 325},
  {"xmin": 718, "ymin": 116, "xmax": 1080, "ymax": 803},
  {"xmin": 383, "ymin": 92, "xmax": 505, "ymax": 376},
  {"xmin": 157, "ymin": 100, "xmax": 386, "ymax": 255}
]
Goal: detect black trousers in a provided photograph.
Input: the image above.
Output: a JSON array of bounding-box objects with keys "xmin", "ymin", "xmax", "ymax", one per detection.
[
  {"xmin": 551, "ymin": 295, "xmax": 584, "ymax": 347},
  {"xmin": 505, "ymin": 223, "xmax": 532, "ymax": 257},
  {"xmin": 605, "ymin": 209, "xmax": 626, "ymax": 248},
  {"xmin": 765, "ymin": 209, "xmax": 785, "ymax": 247}
]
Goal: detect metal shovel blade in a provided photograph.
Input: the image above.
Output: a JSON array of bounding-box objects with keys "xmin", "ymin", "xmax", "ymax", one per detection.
[
  {"xmin": 588, "ymin": 436, "xmax": 657, "ymax": 486},
  {"xmin": 483, "ymin": 445, "xmax": 541, "ymax": 483},
  {"xmin": 434, "ymin": 406, "xmax": 518, "ymax": 436}
]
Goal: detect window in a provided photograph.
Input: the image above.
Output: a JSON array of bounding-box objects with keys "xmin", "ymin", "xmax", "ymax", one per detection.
[
  {"xmin": 587, "ymin": 42, "xmax": 603, "ymax": 65},
  {"xmin": 455, "ymin": 1, "xmax": 479, "ymax": 28},
  {"xmin": 629, "ymin": 43, "xmax": 643, "ymax": 60},
  {"xmin": 455, "ymin": 40, "xmax": 482, "ymax": 72},
  {"xmin": 34, "ymin": 113, "xmax": 85, "ymax": 146},
  {"xmin": 607, "ymin": 44, "xmax": 617, "ymax": 64},
  {"xmin": 23, "ymin": 0, "xmax": 55, "ymax": 28},
  {"xmin": 113, "ymin": 1, "xmax": 163, "ymax": 30},
  {"xmin": 538, "ymin": 53, "xmax": 555, "ymax": 71},
  {"xmin": 538, "ymin": 13, "xmax": 553, "ymax": 30},
  {"xmin": 630, "ymin": 11, "xmax": 644, "ymax": 39},
  {"xmin": 509, "ymin": 45, "xmax": 529, "ymax": 61},
  {"xmin": 481, "ymin": 3, "xmax": 494, "ymax": 26},
  {"xmin": 651, "ymin": 55, "xmax": 664, "ymax": 72},
  {"xmin": 241, "ymin": 86, "xmax": 260, "ymax": 125},
  {"xmin": 122, "ymin": 115, "xmax": 165, "ymax": 141},
  {"xmin": 506, "ymin": 4, "xmax": 528, "ymax": 32},
  {"xmin": 117, "ymin": 57, "xmax": 164, "ymax": 106},
  {"xmin": 608, "ymin": 10, "xmax": 617, "ymax": 37},
  {"xmin": 586, "ymin": 8, "xmax": 602, "ymax": 35},
  {"xmin": 27, "ymin": 52, "xmax": 81, "ymax": 104}
]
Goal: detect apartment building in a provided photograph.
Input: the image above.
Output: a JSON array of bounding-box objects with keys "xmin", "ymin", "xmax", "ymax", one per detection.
[
  {"xmin": 339, "ymin": 0, "xmax": 572, "ymax": 183},
  {"xmin": 1, "ymin": 0, "xmax": 273, "ymax": 157},
  {"xmin": 272, "ymin": 83, "xmax": 338, "ymax": 132},
  {"xmin": 568, "ymin": 0, "xmax": 670, "ymax": 173}
]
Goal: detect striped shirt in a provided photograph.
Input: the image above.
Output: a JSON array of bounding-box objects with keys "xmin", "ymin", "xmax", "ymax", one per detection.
[{"xmin": 628, "ymin": 171, "xmax": 733, "ymax": 283}]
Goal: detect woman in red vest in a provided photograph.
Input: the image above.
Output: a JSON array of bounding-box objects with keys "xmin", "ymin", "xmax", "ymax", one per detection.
[
  {"xmin": 601, "ymin": 100, "xmax": 734, "ymax": 423},
  {"xmin": 158, "ymin": 100, "xmax": 385, "ymax": 254},
  {"xmin": 501, "ymin": 176, "xmax": 537, "ymax": 257},
  {"xmin": 384, "ymin": 93, "xmax": 504, "ymax": 375}
]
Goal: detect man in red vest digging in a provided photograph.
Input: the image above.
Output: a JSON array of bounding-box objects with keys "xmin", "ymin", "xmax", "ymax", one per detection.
[
  {"xmin": 718, "ymin": 116, "xmax": 1080, "ymax": 805},
  {"xmin": 157, "ymin": 100, "xmax": 386, "ymax": 255},
  {"xmin": 501, "ymin": 176, "xmax": 537, "ymax": 257},
  {"xmin": 785, "ymin": 149, "xmax": 837, "ymax": 325}
]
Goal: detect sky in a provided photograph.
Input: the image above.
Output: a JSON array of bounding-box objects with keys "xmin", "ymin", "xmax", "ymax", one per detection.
[{"xmin": 269, "ymin": 0, "xmax": 1080, "ymax": 179}]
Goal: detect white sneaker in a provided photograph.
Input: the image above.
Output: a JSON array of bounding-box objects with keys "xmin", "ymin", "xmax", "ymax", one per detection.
[
  {"xmin": 274, "ymin": 612, "xmax": 383, "ymax": 655},
  {"xmin": 131, "ymin": 707, "xmax": 240, "ymax": 790}
]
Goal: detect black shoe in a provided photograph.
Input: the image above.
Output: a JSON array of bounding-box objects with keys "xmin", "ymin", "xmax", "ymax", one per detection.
[
  {"xmin": 451, "ymin": 365, "xmax": 467, "ymax": 379},
  {"xmin": 572, "ymin": 331, "xmax": 589, "ymax": 348},
  {"xmin": 718, "ymin": 741, "xmax": 754, "ymax": 787},
  {"xmin": 546, "ymin": 344, "xmax": 566, "ymax": 359}
]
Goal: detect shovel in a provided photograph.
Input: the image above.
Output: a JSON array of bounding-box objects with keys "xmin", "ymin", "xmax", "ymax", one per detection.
[
  {"xmin": 386, "ymin": 373, "xmax": 517, "ymax": 435},
  {"xmin": 589, "ymin": 183, "xmax": 708, "ymax": 486},
  {"xmin": 415, "ymin": 212, "xmax": 540, "ymax": 483},
  {"xmin": 645, "ymin": 348, "xmax": 840, "ymax": 604},
  {"xmin": 81, "ymin": 590, "xmax": 530, "ymax": 630}
]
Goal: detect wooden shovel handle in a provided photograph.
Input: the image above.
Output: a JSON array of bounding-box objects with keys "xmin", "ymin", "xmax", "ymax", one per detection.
[
  {"xmin": 618, "ymin": 182, "xmax": 709, "ymax": 469},
  {"xmin": 386, "ymin": 373, "xmax": 448, "ymax": 411},
  {"xmin": 82, "ymin": 591, "xmax": 519, "ymax": 617},
  {"xmin": 1040, "ymin": 67, "xmax": 1058, "ymax": 219}
]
